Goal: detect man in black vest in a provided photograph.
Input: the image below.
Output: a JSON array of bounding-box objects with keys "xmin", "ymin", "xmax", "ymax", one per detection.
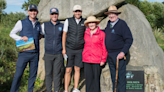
[
  {"xmin": 41, "ymin": 8, "xmax": 64, "ymax": 92},
  {"xmin": 62, "ymin": 5, "xmax": 85, "ymax": 92},
  {"xmin": 9, "ymin": 4, "xmax": 41, "ymax": 92}
]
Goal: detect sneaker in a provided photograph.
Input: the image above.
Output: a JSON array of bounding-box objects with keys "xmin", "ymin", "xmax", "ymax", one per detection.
[
  {"xmin": 64, "ymin": 91, "xmax": 68, "ymax": 92},
  {"xmin": 72, "ymin": 88, "xmax": 80, "ymax": 92}
]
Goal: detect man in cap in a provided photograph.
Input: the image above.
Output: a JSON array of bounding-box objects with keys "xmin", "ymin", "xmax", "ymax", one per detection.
[
  {"xmin": 104, "ymin": 6, "xmax": 133, "ymax": 92},
  {"xmin": 41, "ymin": 7, "xmax": 64, "ymax": 92},
  {"xmin": 62, "ymin": 5, "xmax": 85, "ymax": 92},
  {"xmin": 9, "ymin": 4, "xmax": 41, "ymax": 92}
]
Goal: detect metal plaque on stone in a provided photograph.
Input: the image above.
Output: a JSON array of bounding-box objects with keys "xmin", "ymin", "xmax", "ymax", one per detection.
[{"xmin": 126, "ymin": 71, "xmax": 144, "ymax": 92}]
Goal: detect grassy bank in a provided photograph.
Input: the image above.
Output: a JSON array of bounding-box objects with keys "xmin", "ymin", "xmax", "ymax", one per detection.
[{"xmin": 153, "ymin": 28, "xmax": 164, "ymax": 51}]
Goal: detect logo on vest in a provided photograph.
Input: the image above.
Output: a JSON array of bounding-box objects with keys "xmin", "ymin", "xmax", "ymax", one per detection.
[
  {"xmin": 111, "ymin": 29, "xmax": 115, "ymax": 34},
  {"xmin": 81, "ymin": 24, "xmax": 84, "ymax": 26},
  {"xmin": 58, "ymin": 27, "xmax": 62, "ymax": 31},
  {"xmin": 37, "ymin": 27, "xmax": 40, "ymax": 31}
]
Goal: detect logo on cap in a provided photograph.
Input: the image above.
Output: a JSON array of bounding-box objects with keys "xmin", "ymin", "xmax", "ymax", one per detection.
[
  {"xmin": 32, "ymin": 5, "xmax": 34, "ymax": 8},
  {"xmin": 51, "ymin": 9, "xmax": 56, "ymax": 12}
]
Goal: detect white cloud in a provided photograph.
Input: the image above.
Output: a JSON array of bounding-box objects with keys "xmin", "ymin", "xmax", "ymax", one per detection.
[
  {"xmin": 155, "ymin": 0, "xmax": 164, "ymax": 2},
  {"xmin": 6, "ymin": 0, "xmax": 25, "ymax": 5}
]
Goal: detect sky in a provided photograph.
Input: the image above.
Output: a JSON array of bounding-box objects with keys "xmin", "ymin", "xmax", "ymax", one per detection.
[
  {"xmin": 4, "ymin": 0, "xmax": 28, "ymax": 14},
  {"xmin": 4, "ymin": 0, "xmax": 164, "ymax": 14}
]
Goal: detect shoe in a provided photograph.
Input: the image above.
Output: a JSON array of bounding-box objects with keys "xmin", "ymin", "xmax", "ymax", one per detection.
[
  {"xmin": 64, "ymin": 91, "xmax": 67, "ymax": 92},
  {"xmin": 72, "ymin": 88, "xmax": 80, "ymax": 92}
]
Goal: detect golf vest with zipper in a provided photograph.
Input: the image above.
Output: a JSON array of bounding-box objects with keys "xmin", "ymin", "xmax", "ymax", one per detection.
[
  {"xmin": 66, "ymin": 16, "xmax": 85, "ymax": 50},
  {"xmin": 44, "ymin": 21, "xmax": 63, "ymax": 54},
  {"xmin": 19, "ymin": 16, "xmax": 41, "ymax": 52}
]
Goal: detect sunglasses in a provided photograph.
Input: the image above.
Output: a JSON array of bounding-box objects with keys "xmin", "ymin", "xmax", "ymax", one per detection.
[
  {"xmin": 29, "ymin": 9, "xmax": 38, "ymax": 12},
  {"xmin": 74, "ymin": 10, "xmax": 82, "ymax": 12},
  {"xmin": 51, "ymin": 13, "xmax": 58, "ymax": 15}
]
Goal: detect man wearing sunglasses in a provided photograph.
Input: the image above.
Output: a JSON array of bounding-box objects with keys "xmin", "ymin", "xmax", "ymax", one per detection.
[
  {"xmin": 62, "ymin": 5, "xmax": 85, "ymax": 92},
  {"xmin": 41, "ymin": 8, "xmax": 64, "ymax": 92},
  {"xmin": 9, "ymin": 4, "xmax": 41, "ymax": 92}
]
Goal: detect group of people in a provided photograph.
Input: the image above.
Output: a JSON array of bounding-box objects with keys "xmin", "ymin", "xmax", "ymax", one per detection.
[{"xmin": 9, "ymin": 4, "xmax": 133, "ymax": 92}]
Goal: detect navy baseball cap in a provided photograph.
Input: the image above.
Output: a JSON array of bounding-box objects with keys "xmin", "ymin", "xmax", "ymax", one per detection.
[
  {"xmin": 50, "ymin": 8, "xmax": 59, "ymax": 14},
  {"xmin": 28, "ymin": 4, "xmax": 38, "ymax": 11}
]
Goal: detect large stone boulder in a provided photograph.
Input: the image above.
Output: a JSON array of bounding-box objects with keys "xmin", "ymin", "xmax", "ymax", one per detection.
[{"xmin": 37, "ymin": 0, "xmax": 125, "ymax": 22}]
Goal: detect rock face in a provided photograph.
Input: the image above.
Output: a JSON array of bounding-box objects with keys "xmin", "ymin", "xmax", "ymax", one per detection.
[
  {"xmin": 37, "ymin": 0, "xmax": 164, "ymax": 92},
  {"xmin": 37, "ymin": 0, "xmax": 125, "ymax": 22}
]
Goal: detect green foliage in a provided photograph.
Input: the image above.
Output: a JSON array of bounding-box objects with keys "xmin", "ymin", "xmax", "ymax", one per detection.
[
  {"xmin": 153, "ymin": 27, "xmax": 164, "ymax": 51},
  {"xmin": 125, "ymin": 0, "xmax": 140, "ymax": 7},
  {"xmin": 0, "ymin": 12, "xmax": 26, "ymax": 27},
  {"xmin": 0, "ymin": 0, "xmax": 6, "ymax": 20},
  {"xmin": 0, "ymin": 0, "xmax": 7, "ymax": 13},
  {"xmin": 0, "ymin": 26, "xmax": 18, "ymax": 92},
  {"xmin": 126, "ymin": 0, "xmax": 164, "ymax": 28},
  {"xmin": 152, "ymin": 2, "xmax": 164, "ymax": 28},
  {"xmin": 22, "ymin": 0, "xmax": 40, "ymax": 11}
]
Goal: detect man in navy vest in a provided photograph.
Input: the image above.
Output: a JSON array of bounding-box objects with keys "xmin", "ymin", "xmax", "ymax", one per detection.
[
  {"xmin": 62, "ymin": 5, "xmax": 85, "ymax": 92},
  {"xmin": 9, "ymin": 4, "xmax": 41, "ymax": 92},
  {"xmin": 104, "ymin": 6, "xmax": 133, "ymax": 92},
  {"xmin": 41, "ymin": 8, "xmax": 64, "ymax": 92}
]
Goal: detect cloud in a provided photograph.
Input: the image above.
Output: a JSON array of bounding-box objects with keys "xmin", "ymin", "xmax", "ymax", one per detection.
[
  {"xmin": 6, "ymin": 0, "xmax": 25, "ymax": 5},
  {"xmin": 155, "ymin": 0, "xmax": 164, "ymax": 2}
]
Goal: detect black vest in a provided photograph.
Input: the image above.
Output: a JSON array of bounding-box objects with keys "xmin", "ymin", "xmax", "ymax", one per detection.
[{"xmin": 66, "ymin": 16, "xmax": 85, "ymax": 50}]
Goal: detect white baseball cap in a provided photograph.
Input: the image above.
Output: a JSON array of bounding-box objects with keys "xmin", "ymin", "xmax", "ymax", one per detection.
[{"xmin": 73, "ymin": 5, "xmax": 82, "ymax": 11}]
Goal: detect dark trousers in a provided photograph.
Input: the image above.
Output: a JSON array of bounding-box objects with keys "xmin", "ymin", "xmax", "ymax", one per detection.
[
  {"xmin": 107, "ymin": 54, "xmax": 126, "ymax": 92},
  {"xmin": 84, "ymin": 63, "xmax": 102, "ymax": 92},
  {"xmin": 44, "ymin": 53, "xmax": 63, "ymax": 92},
  {"xmin": 10, "ymin": 52, "xmax": 39, "ymax": 92}
]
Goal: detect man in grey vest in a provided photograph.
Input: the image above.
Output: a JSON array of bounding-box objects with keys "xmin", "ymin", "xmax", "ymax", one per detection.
[
  {"xmin": 62, "ymin": 5, "xmax": 85, "ymax": 92},
  {"xmin": 41, "ymin": 8, "xmax": 64, "ymax": 92}
]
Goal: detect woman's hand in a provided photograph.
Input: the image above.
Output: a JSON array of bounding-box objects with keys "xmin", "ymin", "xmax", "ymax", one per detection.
[{"xmin": 100, "ymin": 62, "xmax": 105, "ymax": 66}]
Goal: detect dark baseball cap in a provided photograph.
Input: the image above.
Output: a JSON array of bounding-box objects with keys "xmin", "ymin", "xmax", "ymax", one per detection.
[
  {"xmin": 50, "ymin": 8, "xmax": 59, "ymax": 14},
  {"xmin": 28, "ymin": 4, "xmax": 38, "ymax": 11}
]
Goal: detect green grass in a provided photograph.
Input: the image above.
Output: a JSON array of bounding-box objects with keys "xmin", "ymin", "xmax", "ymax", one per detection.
[{"xmin": 153, "ymin": 28, "xmax": 164, "ymax": 51}]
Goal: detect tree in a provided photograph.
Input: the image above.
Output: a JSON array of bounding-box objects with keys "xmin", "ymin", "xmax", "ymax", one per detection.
[
  {"xmin": 0, "ymin": 0, "xmax": 6, "ymax": 20},
  {"xmin": 125, "ymin": 0, "xmax": 140, "ymax": 7},
  {"xmin": 22, "ymin": 0, "xmax": 40, "ymax": 11}
]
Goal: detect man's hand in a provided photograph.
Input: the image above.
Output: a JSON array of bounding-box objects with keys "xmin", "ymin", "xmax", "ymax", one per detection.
[
  {"xmin": 117, "ymin": 52, "xmax": 125, "ymax": 61},
  {"xmin": 20, "ymin": 36, "xmax": 28, "ymax": 42},
  {"xmin": 62, "ymin": 49, "xmax": 66, "ymax": 58},
  {"xmin": 100, "ymin": 62, "xmax": 105, "ymax": 66}
]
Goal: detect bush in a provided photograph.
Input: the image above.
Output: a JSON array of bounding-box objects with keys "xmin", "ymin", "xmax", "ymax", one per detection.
[
  {"xmin": 153, "ymin": 27, "xmax": 164, "ymax": 51},
  {"xmin": 126, "ymin": 0, "xmax": 164, "ymax": 29},
  {"xmin": 0, "ymin": 12, "xmax": 26, "ymax": 27},
  {"xmin": 0, "ymin": 26, "xmax": 18, "ymax": 92}
]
